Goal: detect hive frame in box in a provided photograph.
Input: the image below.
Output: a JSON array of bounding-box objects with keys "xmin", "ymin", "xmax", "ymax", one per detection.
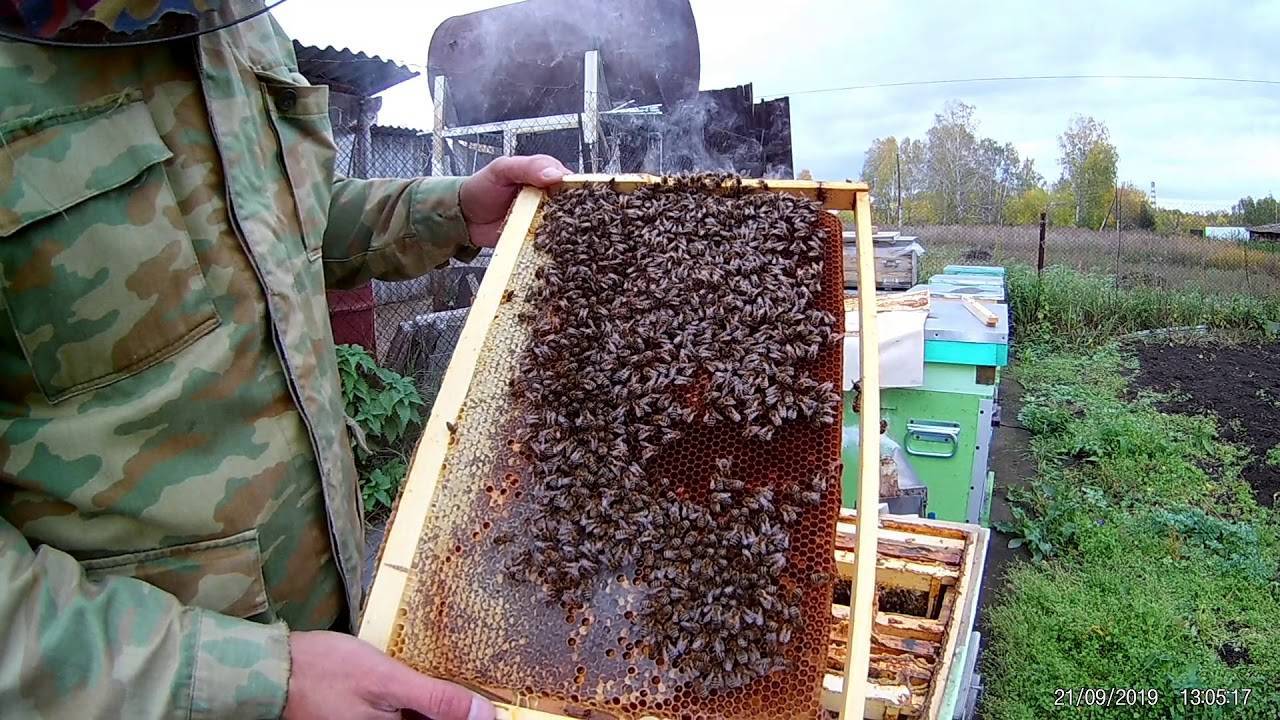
[{"xmin": 360, "ymin": 175, "xmax": 884, "ymax": 719}]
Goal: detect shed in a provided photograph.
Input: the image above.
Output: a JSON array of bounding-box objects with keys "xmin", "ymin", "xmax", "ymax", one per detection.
[
  {"xmin": 1248, "ymin": 223, "xmax": 1280, "ymax": 243},
  {"xmin": 294, "ymin": 41, "xmax": 421, "ymax": 178},
  {"xmin": 1204, "ymin": 226, "xmax": 1248, "ymax": 241},
  {"xmin": 294, "ymin": 40, "xmax": 418, "ymax": 108}
]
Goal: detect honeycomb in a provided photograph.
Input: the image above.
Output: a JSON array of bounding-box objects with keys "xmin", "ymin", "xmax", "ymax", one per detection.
[{"xmin": 389, "ymin": 177, "xmax": 846, "ymax": 720}]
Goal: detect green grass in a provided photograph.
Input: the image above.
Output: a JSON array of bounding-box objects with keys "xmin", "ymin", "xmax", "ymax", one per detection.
[
  {"xmin": 1008, "ymin": 265, "xmax": 1280, "ymax": 345},
  {"xmin": 982, "ymin": 342, "xmax": 1280, "ymax": 720},
  {"xmin": 923, "ymin": 252, "xmax": 1280, "ymax": 346}
]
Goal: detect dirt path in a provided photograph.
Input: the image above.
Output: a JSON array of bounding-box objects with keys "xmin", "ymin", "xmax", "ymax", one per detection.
[
  {"xmin": 971, "ymin": 367, "xmax": 1037, "ymax": 720},
  {"xmin": 1132, "ymin": 342, "xmax": 1280, "ymax": 507},
  {"xmin": 976, "ymin": 372, "xmax": 1034, "ymax": 614}
]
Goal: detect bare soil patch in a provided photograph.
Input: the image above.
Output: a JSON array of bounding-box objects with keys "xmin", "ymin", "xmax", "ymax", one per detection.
[{"xmin": 1133, "ymin": 342, "xmax": 1280, "ymax": 506}]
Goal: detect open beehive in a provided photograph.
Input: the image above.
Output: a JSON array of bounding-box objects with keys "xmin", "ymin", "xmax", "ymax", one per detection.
[
  {"xmin": 824, "ymin": 511, "xmax": 987, "ymax": 719},
  {"xmin": 361, "ymin": 175, "xmax": 888, "ymax": 719}
]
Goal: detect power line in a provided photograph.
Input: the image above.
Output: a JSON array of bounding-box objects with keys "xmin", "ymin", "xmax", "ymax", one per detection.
[{"xmin": 760, "ymin": 74, "xmax": 1280, "ymax": 99}]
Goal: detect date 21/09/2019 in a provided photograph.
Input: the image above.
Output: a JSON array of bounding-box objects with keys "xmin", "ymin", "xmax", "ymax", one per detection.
[{"xmin": 1054, "ymin": 687, "xmax": 1253, "ymax": 708}]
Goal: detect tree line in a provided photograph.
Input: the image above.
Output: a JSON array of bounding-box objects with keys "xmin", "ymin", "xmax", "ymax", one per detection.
[
  {"xmin": 1153, "ymin": 195, "xmax": 1280, "ymax": 236},
  {"xmin": 857, "ymin": 101, "xmax": 1275, "ymax": 236}
]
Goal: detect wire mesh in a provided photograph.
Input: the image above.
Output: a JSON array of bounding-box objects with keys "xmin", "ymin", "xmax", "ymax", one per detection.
[
  {"xmin": 893, "ymin": 222, "xmax": 1279, "ymax": 296},
  {"xmin": 329, "ymin": 125, "xmax": 492, "ymax": 424}
]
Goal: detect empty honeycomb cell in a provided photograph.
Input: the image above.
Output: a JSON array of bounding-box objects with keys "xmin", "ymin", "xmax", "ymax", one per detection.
[{"xmin": 390, "ymin": 178, "xmax": 843, "ymax": 719}]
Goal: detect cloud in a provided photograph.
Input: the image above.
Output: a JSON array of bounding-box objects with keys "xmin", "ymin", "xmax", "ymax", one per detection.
[{"xmin": 274, "ymin": 0, "xmax": 1280, "ymax": 210}]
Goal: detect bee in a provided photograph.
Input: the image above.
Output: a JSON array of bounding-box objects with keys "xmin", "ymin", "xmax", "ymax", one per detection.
[{"xmin": 513, "ymin": 175, "xmax": 837, "ymax": 685}]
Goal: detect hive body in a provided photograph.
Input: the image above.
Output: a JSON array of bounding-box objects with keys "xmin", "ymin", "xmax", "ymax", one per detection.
[{"xmin": 383, "ymin": 177, "xmax": 847, "ymax": 719}]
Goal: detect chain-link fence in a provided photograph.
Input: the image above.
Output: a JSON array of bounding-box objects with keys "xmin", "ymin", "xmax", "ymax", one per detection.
[
  {"xmin": 328, "ymin": 125, "xmax": 491, "ymax": 422},
  {"xmin": 426, "ymin": 113, "xmax": 669, "ymax": 178},
  {"xmin": 896, "ymin": 220, "xmax": 1279, "ymax": 297},
  {"xmin": 423, "ymin": 86, "xmax": 793, "ymax": 179}
]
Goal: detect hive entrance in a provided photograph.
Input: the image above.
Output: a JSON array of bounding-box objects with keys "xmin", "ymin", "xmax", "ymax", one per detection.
[{"xmin": 387, "ymin": 176, "xmax": 846, "ymax": 719}]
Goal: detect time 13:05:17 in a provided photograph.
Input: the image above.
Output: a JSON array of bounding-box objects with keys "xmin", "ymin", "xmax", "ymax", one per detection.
[{"xmin": 1180, "ymin": 688, "xmax": 1251, "ymax": 707}]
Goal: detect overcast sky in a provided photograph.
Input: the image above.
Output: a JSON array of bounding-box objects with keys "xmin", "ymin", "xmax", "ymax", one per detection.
[{"xmin": 275, "ymin": 0, "xmax": 1279, "ymax": 212}]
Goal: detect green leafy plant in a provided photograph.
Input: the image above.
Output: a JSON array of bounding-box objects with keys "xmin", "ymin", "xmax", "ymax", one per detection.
[
  {"xmin": 995, "ymin": 504, "xmax": 1055, "ymax": 560},
  {"xmin": 1267, "ymin": 445, "xmax": 1280, "ymax": 468},
  {"xmin": 1148, "ymin": 507, "xmax": 1273, "ymax": 581},
  {"xmin": 362, "ymin": 460, "xmax": 407, "ymax": 513},
  {"xmin": 336, "ymin": 344, "xmax": 425, "ymax": 518}
]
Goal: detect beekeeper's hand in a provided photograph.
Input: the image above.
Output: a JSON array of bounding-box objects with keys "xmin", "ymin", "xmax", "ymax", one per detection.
[
  {"xmin": 283, "ymin": 631, "xmax": 494, "ymax": 720},
  {"xmin": 460, "ymin": 154, "xmax": 571, "ymax": 248}
]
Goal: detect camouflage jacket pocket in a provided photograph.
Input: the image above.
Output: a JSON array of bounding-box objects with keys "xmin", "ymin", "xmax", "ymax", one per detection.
[
  {"xmin": 80, "ymin": 528, "xmax": 276, "ymax": 622},
  {"xmin": 0, "ymin": 90, "xmax": 221, "ymax": 403},
  {"xmin": 257, "ymin": 72, "xmax": 335, "ymax": 261}
]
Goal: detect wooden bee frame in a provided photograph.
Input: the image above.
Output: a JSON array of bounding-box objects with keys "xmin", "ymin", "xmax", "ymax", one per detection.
[{"xmin": 360, "ymin": 175, "xmax": 968, "ymax": 719}]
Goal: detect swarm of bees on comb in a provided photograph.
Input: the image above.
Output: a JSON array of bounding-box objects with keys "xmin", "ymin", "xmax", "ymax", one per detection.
[{"xmin": 501, "ymin": 174, "xmax": 842, "ymax": 696}]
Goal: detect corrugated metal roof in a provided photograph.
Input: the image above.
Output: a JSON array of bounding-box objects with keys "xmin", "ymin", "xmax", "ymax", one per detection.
[
  {"xmin": 371, "ymin": 125, "xmax": 429, "ymax": 137},
  {"xmin": 1249, "ymin": 223, "xmax": 1280, "ymax": 234},
  {"xmin": 294, "ymin": 41, "xmax": 419, "ymax": 97}
]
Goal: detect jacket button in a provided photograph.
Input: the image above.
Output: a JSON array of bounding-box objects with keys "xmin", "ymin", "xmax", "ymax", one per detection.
[{"xmin": 278, "ymin": 89, "xmax": 298, "ymax": 112}]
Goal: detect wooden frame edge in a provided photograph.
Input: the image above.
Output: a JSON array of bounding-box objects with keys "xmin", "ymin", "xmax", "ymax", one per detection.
[
  {"xmin": 839, "ymin": 191, "xmax": 881, "ymax": 720},
  {"xmin": 493, "ymin": 704, "xmax": 576, "ymax": 720},
  {"xmin": 358, "ymin": 186, "xmax": 545, "ymax": 648},
  {"xmin": 557, "ymin": 173, "xmax": 870, "ymax": 208}
]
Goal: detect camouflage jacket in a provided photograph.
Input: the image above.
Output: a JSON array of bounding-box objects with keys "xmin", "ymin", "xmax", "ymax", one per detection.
[{"xmin": 0, "ymin": 13, "xmax": 474, "ymax": 719}]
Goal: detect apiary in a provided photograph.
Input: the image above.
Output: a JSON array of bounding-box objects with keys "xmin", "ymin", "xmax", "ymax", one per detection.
[{"xmin": 362, "ymin": 174, "xmax": 911, "ymax": 719}]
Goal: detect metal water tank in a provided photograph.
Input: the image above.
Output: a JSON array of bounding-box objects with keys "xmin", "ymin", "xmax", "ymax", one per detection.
[{"xmin": 428, "ymin": 0, "xmax": 700, "ymax": 126}]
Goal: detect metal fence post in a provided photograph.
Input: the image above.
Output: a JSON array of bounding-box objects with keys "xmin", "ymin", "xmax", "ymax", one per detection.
[
  {"xmin": 1037, "ymin": 212, "xmax": 1047, "ymax": 277},
  {"xmin": 1243, "ymin": 239, "xmax": 1253, "ymax": 295},
  {"xmin": 432, "ymin": 75, "xmax": 451, "ymax": 177},
  {"xmin": 1032, "ymin": 211, "xmax": 1047, "ymax": 324},
  {"xmin": 352, "ymin": 96, "xmax": 379, "ymax": 179}
]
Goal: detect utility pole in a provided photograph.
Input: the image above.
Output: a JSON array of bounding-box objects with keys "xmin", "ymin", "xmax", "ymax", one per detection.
[
  {"xmin": 895, "ymin": 146, "xmax": 903, "ymax": 229},
  {"xmin": 1114, "ymin": 182, "xmax": 1122, "ymax": 289}
]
